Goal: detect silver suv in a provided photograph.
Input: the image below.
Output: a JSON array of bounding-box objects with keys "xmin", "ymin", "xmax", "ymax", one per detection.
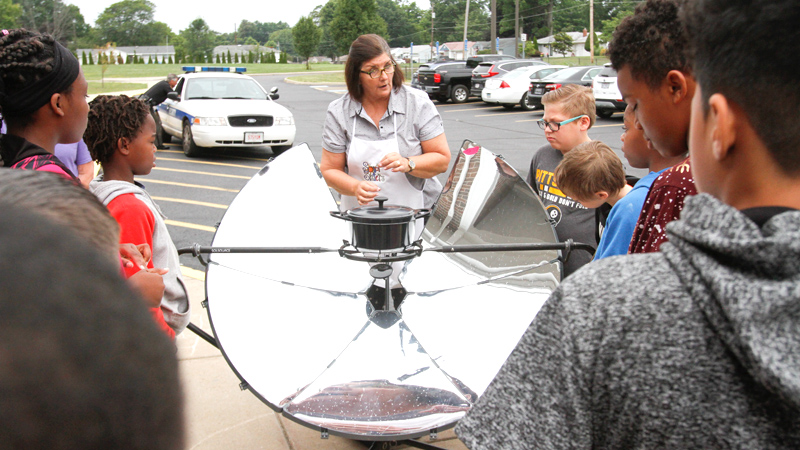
[{"xmin": 592, "ymin": 63, "xmax": 626, "ymax": 118}]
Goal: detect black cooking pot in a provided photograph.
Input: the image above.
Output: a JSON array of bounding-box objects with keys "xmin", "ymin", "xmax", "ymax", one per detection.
[{"xmin": 331, "ymin": 197, "xmax": 430, "ymax": 252}]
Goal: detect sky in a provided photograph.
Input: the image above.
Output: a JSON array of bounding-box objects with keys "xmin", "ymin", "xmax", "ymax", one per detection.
[{"xmin": 66, "ymin": 0, "xmax": 431, "ymax": 35}]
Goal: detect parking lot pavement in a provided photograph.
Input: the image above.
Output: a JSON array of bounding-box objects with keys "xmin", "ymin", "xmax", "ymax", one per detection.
[{"xmin": 177, "ymin": 268, "xmax": 469, "ymax": 450}]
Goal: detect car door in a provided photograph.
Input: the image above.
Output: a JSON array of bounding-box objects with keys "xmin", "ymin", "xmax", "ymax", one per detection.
[{"xmin": 160, "ymin": 77, "xmax": 185, "ymax": 136}]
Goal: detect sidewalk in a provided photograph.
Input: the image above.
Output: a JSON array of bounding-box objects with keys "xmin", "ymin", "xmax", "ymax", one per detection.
[{"xmin": 176, "ymin": 268, "xmax": 470, "ymax": 450}]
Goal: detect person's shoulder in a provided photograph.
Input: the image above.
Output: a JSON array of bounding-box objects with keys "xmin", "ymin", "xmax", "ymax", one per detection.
[
  {"xmin": 530, "ymin": 144, "xmax": 557, "ymax": 163},
  {"xmin": 401, "ymin": 84, "xmax": 432, "ymax": 103}
]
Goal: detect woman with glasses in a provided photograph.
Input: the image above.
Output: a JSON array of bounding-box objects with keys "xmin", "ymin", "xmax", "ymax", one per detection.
[{"xmin": 320, "ymin": 34, "xmax": 451, "ymax": 214}]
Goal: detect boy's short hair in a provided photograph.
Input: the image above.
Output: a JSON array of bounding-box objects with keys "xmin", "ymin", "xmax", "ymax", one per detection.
[
  {"xmin": 0, "ymin": 204, "xmax": 184, "ymax": 450},
  {"xmin": 84, "ymin": 95, "xmax": 150, "ymax": 165},
  {"xmin": 683, "ymin": 0, "xmax": 800, "ymax": 174},
  {"xmin": 608, "ymin": 0, "xmax": 691, "ymax": 90},
  {"xmin": 0, "ymin": 169, "xmax": 120, "ymax": 264},
  {"xmin": 541, "ymin": 84, "xmax": 596, "ymax": 128},
  {"xmin": 554, "ymin": 141, "xmax": 626, "ymax": 200}
]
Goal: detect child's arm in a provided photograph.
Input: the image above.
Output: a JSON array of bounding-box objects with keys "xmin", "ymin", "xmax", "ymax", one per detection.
[{"xmin": 107, "ymin": 194, "xmax": 156, "ymax": 276}]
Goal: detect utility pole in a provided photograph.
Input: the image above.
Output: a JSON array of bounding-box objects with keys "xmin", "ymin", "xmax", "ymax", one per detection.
[
  {"xmin": 589, "ymin": 0, "xmax": 595, "ymax": 63},
  {"xmin": 463, "ymin": 0, "xmax": 470, "ymax": 58},
  {"xmin": 490, "ymin": 0, "xmax": 496, "ymax": 51},
  {"xmin": 515, "ymin": 0, "xmax": 520, "ymax": 57},
  {"xmin": 431, "ymin": 10, "xmax": 435, "ymax": 62}
]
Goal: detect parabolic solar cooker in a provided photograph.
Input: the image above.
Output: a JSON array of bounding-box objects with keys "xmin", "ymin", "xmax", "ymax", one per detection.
[{"xmin": 179, "ymin": 140, "xmax": 594, "ymax": 448}]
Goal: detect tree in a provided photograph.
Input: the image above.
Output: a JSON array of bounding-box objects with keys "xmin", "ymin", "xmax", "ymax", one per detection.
[
  {"xmin": 270, "ymin": 28, "xmax": 295, "ymax": 56},
  {"xmin": 16, "ymin": 0, "xmax": 89, "ymax": 47},
  {"xmin": 96, "ymin": 0, "xmax": 158, "ymax": 46},
  {"xmin": 0, "ymin": 0, "xmax": 22, "ymax": 29},
  {"xmin": 329, "ymin": 0, "xmax": 387, "ymax": 55},
  {"xmin": 552, "ymin": 31, "xmax": 573, "ymax": 56},
  {"xmin": 293, "ymin": 16, "xmax": 322, "ymax": 69},
  {"xmin": 179, "ymin": 18, "xmax": 216, "ymax": 63},
  {"xmin": 81, "ymin": 51, "xmax": 87, "ymax": 65},
  {"xmin": 584, "ymin": 31, "xmax": 600, "ymax": 55},
  {"xmin": 376, "ymin": 0, "xmax": 425, "ymax": 47},
  {"xmin": 313, "ymin": 1, "xmax": 339, "ymax": 60}
]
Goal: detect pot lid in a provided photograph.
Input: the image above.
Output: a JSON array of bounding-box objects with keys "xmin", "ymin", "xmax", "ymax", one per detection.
[{"xmin": 345, "ymin": 197, "xmax": 415, "ymax": 224}]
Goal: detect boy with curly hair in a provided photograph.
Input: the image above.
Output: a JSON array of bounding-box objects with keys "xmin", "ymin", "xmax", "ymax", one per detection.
[
  {"xmin": 85, "ymin": 95, "xmax": 190, "ymax": 339},
  {"xmin": 457, "ymin": 0, "xmax": 800, "ymax": 447},
  {"xmin": 607, "ymin": 0, "xmax": 697, "ymax": 253}
]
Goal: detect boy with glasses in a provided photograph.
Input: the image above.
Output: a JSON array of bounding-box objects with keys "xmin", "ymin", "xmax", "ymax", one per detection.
[{"xmin": 525, "ymin": 84, "xmax": 597, "ymax": 277}]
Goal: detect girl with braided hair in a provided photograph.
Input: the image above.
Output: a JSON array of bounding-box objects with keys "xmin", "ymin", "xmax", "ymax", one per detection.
[{"xmin": 0, "ymin": 28, "xmax": 87, "ymax": 179}]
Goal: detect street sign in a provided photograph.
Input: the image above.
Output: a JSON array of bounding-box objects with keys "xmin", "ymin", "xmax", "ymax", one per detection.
[{"xmin": 521, "ymin": 33, "xmax": 527, "ymax": 42}]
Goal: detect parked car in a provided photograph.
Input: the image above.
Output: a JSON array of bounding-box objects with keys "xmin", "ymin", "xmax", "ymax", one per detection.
[
  {"xmin": 414, "ymin": 55, "xmax": 517, "ymax": 103},
  {"xmin": 526, "ymin": 65, "xmax": 603, "ymax": 110},
  {"xmin": 482, "ymin": 65, "xmax": 567, "ymax": 110},
  {"xmin": 159, "ymin": 67, "xmax": 296, "ymax": 157},
  {"xmin": 593, "ymin": 63, "xmax": 626, "ymax": 118},
  {"xmin": 471, "ymin": 59, "xmax": 548, "ymax": 98}
]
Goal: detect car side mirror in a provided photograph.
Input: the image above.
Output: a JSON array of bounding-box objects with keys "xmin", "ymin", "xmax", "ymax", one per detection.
[
  {"xmin": 268, "ymin": 87, "xmax": 279, "ymax": 100},
  {"xmin": 167, "ymin": 91, "xmax": 180, "ymax": 101}
]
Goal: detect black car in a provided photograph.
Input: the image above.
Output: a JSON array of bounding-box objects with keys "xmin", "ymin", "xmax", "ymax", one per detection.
[
  {"xmin": 471, "ymin": 59, "xmax": 547, "ymax": 98},
  {"xmin": 526, "ymin": 65, "xmax": 603, "ymax": 109}
]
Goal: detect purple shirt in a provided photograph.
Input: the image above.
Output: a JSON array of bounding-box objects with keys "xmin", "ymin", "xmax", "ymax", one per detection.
[{"xmin": 53, "ymin": 140, "xmax": 92, "ymax": 176}]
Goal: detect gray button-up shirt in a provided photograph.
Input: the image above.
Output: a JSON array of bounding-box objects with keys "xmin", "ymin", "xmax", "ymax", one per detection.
[{"xmin": 321, "ymin": 85, "xmax": 446, "ymax": 207}]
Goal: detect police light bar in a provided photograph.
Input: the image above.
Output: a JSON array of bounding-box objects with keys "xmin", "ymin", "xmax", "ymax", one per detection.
[{"xmin": 182, "ymin": 66, "xmax": 247, "ymax": 73}]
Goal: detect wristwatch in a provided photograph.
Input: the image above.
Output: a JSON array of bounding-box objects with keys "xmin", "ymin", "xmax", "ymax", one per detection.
[{"xmin": 407, "ymin": 157, "xmax": 416, "ymax": 172}]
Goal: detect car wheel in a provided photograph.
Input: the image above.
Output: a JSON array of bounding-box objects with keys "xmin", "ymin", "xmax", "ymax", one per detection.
[
  {"xmin": 450, "ymin": 84, "xmax": 469, "ymax": 103},
  {"xmin": 502, "ymin": 104, "xmax": 516, "ymax": 110},
  {"xmin": 520, "ymin": 93, "xmax": 537, "ymax": 111},
  {"xmin": 597, "ymin": 109, "xmax": 614, "ymax": 119},
  {"xmin": 271, "ymin": 144, "xmax": 292, "ymax": 155},
  {"xmin": 182, "ymin": 121, "xmax": 201, "ymax": 157}
]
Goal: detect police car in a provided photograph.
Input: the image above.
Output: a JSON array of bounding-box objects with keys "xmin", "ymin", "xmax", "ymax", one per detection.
[{"xmin": 158, "ymin": 67, "xmax": 296, "ymax": 157}]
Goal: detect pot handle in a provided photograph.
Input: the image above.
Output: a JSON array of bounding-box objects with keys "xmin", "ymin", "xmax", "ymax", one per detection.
[
  {"xmin": 330, "ymin": 210, "xmax": 348, "ymax": 221},
  {"xmin": 414, "ymin": 208, "xmax": 431, "ymax": 220}
]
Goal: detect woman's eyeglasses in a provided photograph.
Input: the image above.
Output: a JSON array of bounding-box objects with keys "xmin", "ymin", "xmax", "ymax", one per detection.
[
  {"xmin": 361, "ymin": 62, "xmax": 396, "ymax": 79},
  {"xmin": 536, "ymin": 115, "xmax": 587, "ymax": 132}
]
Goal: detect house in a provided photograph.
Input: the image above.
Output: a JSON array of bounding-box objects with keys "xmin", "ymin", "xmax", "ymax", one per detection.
[
  {"xmin": 438, "ymin": 41, "xmax": 477, "ymax": 60},
  {"xmin": 77, "ymin": 46, "xmax": 175, "ymax": 64},
  {"xmin": 537, "ymin": 29, "xmax": 603, "ymax": 57},
  {"xmin": 392, "ymin": 45, "xmax": 436, "ymax": 63}
]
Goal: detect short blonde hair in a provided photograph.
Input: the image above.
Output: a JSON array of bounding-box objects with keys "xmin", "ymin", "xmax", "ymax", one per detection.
[
  {"xmin": 554, "ymin": 140, "xmax": 626, "ymax": 200},
  {"xmin": 542, "ymin": 84, "xmax": 596, "ymax": 128}
]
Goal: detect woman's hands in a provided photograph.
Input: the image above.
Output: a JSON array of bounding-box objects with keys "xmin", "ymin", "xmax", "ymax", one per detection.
[
  {"xmin": 379, "ymin": 152, "xmax": 411, "ymax": 173},
  {"xmin": 355, "ymin": 181, "xmax": 380, "ymax": 205}
]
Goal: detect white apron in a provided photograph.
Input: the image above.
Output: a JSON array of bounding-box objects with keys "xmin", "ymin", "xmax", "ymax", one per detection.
[
  {"xmin": 340, "ymin": 113, "xmax": 425, "ymax": 288},
  {"xmin": 339, "ymin": 114, "xmax": 424, "ymax": 213}
]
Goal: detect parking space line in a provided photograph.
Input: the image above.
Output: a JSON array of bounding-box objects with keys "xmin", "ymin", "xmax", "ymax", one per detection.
[
  {"xmin": 476, "ymin": 110, "xmax": 543, "ymax": 118},
  {"xmin": 156, "ymin": 155, "xmax": 264, "ymax": 169},
  {"xmin": 441, "ymin": 106, "xmax": 505, "ymax": 112},
  {"xmin": 152, "ymin": 196, "xmax": 229, "ymax": 209},
  {"xmin": 165, "ymin": 219, "xmax": 217, "ymax": 232},
  {"xmin": 143, "ymin": 179, "xmax": 240, "ymax": 192},
  {"xmin": 152, "ymin": 167, "xmax": 251, "ymax": 179}
]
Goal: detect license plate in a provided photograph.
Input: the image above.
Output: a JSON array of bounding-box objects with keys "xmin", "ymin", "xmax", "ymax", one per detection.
[
  {"xmin": 485, "ymin": 93, "xmax": 491, "ymax": 99},
  {"xmin": 601, "ymin": 83, "xmax": 610, "ymax": 88},
  {"xmin": 244, "ymin": 132, "xmax": 263, "ymax": 143},
  {"xmin": 534, "ymin": 87, "xmax": 544, "ymax": 95}
]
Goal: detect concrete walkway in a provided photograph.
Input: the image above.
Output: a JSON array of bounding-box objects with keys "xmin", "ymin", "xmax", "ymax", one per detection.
[{"xmin": 177, "ymin": 269, "xmax": 470, "ymax": 450}]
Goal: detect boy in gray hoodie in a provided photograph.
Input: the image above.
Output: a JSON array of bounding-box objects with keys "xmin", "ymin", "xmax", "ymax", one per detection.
[
  {"xmin": 456, "ymin": 0, "xmax": 800, "ymax": 448},
  {"xmin": 85, "ymin": 95, "xmax": 190, "ymax": 338}
]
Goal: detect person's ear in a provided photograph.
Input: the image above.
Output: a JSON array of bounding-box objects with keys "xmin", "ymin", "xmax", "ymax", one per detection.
[
  {"xmin": 117, "ymin": 137, "xmax": 131, "ymax": 156},
  {"xmin": 665, "ymin": 70, "xmax": 691, "ymax": 105},
  {"xmin": 707, "ymin": 93, "xmax": 736, "ymax": 162},
  {"xmin": 595, "ymin": 191, "xmax": 609, "ymax": 201},
  {"xmin": 579, "ymin": 115, "xmax": 591, "ymax": 131},
  {"xmin": 49, "ymin": 92, "xmax": 66, "ymax": 117}
]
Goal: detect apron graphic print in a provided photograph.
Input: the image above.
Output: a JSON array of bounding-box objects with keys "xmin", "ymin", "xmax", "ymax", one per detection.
[{"xmin": 363, "ymin": 162, "xmax": 385, "ymax": 182}]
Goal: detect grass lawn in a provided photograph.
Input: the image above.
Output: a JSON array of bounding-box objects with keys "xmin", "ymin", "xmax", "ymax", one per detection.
[
  {"xmin": 88, "ymin": 81, "xmax": 147, "ymax": 95},
  {"xmin": 285, "ymin": 72, "xmax": 345, "ymax": 84},
  {"xmin": 539, "ymin": 55, "xmax": 610, "ymax": 66},
  {"xmin": 81, "ymin": 63, "xmax": 344, "ymax": 81}
]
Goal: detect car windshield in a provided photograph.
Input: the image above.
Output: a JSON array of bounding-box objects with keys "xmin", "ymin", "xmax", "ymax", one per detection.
[
  {"xmin": 597, "ymin": 65, "xmax": 617, "ymax": 77},
  {"xmin": 541, "ymin": 67, "xmax": 584, "ymax": 80},
  {"xmin": 184, "ymin": 77, "xmax": 268, "ymax": 100},
  {"xmin": 502, "ymin": 68, "xmax": 535, "ymax": 80}
]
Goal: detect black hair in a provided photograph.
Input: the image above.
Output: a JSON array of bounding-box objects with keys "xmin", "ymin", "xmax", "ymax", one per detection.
[
  {"xmin": 0, "ymin": 29, "xmax": 67, "ymax": 127},
  {"xmin": 0, "ymin": 169, "xmax": 120, "ymax": 264},
  {"xmin": 84, "ymin": 95, "xmax": 150, "ymax": 165},
  {"xmin": 683, "ymin": 0, "xmax": 800, "ymax": 174},
  {"xmin": 607, "ymin": 0, "xmax": 691, "ymax": 90},
  {"xmin": 0, "ymin": 203, "xmax": 184, "ymax": 450}
]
